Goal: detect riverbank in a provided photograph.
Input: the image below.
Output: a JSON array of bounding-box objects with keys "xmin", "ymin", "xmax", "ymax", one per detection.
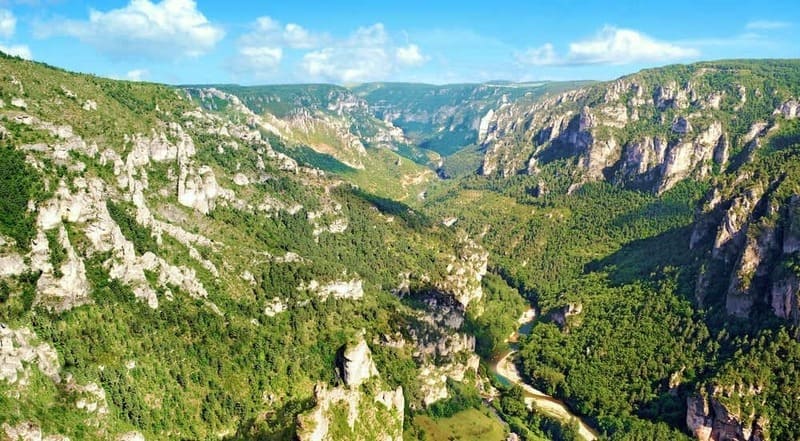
[{"xmin": 492, "ymin": 308, "xmax": 598, "ymax": 441}]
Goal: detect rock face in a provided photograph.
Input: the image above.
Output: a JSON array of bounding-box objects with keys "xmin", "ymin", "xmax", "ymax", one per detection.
[
  {"xmin": 2, "ymin": 421, "xmax": 70, "ymax": 441},
  {"xmin": 770, "ymin": 273, "xmax": 800, "ymax": 323},
  {"xmin": 297, "ymin": 383, "xmax": 404, "ymax": 441},
  {"xmin": 32, "ymin": 224, "xmax": 91, "ymax": 312},
  {"xmin": 417, "ymin": 354, "xmax": 480, "ymax": 406},
  {"xmin": 658, "ymin": 122, "xmax": 724, "ymax": 194},
  {"xmin": 299, "ymin": 279, "xmax": 364, "ymax": 300},
  {"xmin": 338, "ymin": 337, "xmax": 379, "ymax": 387},
  {"xmin": 436, "ymin": 234, "xmax": 489, "ymax": 308},
  {"xmin": 689, "ymin": 169, "xmax": 800, "ymax": 321},
  {"xmin": 686, "ymin": 394, "xmax": 767, "ymax": 441},
  {"xmin": 477, "ymin": 65, "xmax": 796, "ymax": 194},
  {"xmin": 0, "ymin": 252, "xmax": 26, "ymax": 277},
  {"xmin": 402, "ymin": 290, "xmax": 484, "ymax": 408},
  {"xmin": 725, "ymin": 226, "xmax": 779, "ymax": 318},
  {"xmin": 0, "ymin": 324, "xmax": 60, "ymax": 385},
  {"xmin": 298, "ymin": 336, "xmax": 403, "ymax": 441},
  {"xmin": 551, "ymin": 303, "xmax": 584, "ymax": 327}
]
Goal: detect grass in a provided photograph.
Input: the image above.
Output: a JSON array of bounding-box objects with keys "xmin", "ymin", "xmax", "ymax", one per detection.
[{"xmin": 413, "ymin": 408, "xmax": 507, "ymax": 441}]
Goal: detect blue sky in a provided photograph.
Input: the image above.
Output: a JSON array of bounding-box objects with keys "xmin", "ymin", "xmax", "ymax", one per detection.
[{"xmin": 3, "ymin": 0, "xmax": 798, "ymax": 85}]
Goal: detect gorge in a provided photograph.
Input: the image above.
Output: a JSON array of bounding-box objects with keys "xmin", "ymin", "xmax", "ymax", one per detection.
[{"xmin": 0, "ymin": 53, "xmax": 799, "ymax": 441}]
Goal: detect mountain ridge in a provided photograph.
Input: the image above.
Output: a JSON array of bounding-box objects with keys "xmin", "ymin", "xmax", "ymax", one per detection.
[{"xmin": 1, "ymin": 52, "xmax": 800, "ymax": 440}]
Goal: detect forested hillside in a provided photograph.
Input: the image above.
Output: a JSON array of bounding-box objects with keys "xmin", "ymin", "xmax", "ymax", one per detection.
[
  {"xmin": 1, "ymin": 53, "xmax": 799, "ymax": 441},
  {"xmin": 0, "ymin": 53, "xmax": 525, "ymax": 440}
]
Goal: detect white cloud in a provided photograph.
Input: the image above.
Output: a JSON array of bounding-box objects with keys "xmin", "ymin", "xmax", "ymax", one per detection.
[
  {"xmin": 238, "ymin": 46, "xmax": 283, "ymax": 70},
  {"xmin": 517, "ymin": 43, "xmax": 557, "ymax": 66},
  {"xmin": 283, "ymin": 23, "xmax": 320, "ymax": 50},
  {"xmin": 0, "ymin": 9, "xmax": 15, "ymax": 39},
  {"xmin": 745, "ymin": 20, "xmax": 791, "ymax": 30},
  {"xmin": 0, "ymin": 43, "xmax": 31, "ymax": 59},
  {"xmin": 396, "ymin": 44, "xmax": 426, "ymax": 66},
  {"xmin": 303, "ymin": 46, "xmax": 390, "ymax": 83},
  {"xmin": 231, "ymin": 16, "xmax": 324, "ymax": 77},
  {"xmin": 241, "ymin": 16, "xmax": 324, "ymax": 50},
  {"xmin": 519, "ymin": 26, "xmax": 699, "ymax": 66},
  {"xmin": 40, "ymin": 0, "xmax": 224, "ymax": 60},
  {"xmin": 126, "ymin": 69, "xmax": 148, "ymax": 81},
  {"xmin": 301, "ymin": 23, "xmax": 427, "ymax": 83},
  {"xmin": 230, "ymin": 19, "xmax": 428, "ymax": 82}
]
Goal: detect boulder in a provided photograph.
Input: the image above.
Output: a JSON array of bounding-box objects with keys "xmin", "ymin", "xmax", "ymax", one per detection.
[{"xmin": 339, "ymin": 337, "xmax": 378, "ymax": 387}]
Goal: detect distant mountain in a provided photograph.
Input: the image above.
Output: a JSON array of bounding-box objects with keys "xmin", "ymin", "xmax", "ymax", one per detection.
[
  {"xmin": 184, "ymin": 84, "xmax": 439, "ymax": 200},
  {"xmin": 354, "ymin": 81, "xmax": 593, "ymax": 156}
]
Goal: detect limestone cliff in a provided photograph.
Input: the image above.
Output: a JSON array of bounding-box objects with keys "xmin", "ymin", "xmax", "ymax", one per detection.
[
  {"xmin": 478, "ymin": 62, "xmax": 800, "ymax": 195},
  {"xmin": 297, "ymin": 337, "xmax": 404, "ymax": 441},
  {"xmin": 687, "ymin": 392, "xmax": 767, "ymax": 441}
]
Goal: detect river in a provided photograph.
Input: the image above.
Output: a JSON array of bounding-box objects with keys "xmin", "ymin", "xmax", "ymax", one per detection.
[{"xmin": 490, "ymin": 308, "xmax": 598, "ymax": 441}]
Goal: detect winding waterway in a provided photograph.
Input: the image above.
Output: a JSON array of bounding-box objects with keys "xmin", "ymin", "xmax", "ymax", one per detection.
[{"xmin": 490, "ymin": 308, "xmax": 598, "ymax": 441}]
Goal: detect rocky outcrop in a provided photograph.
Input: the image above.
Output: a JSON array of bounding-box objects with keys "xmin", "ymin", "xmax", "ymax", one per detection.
[
  {"xmin": 298, "ymin": 336, "xmax": 403, "ymax": 441},
  {"xmin": 725, "ymin": 226, "xmax": 779, "ymax": 317},
  {"xmin": 178, "ymin": 165, "xmax": 228, "ymax": 214},
  {"xmin": 657, "ymin": 122, "xmax": 724, "ymax": 194},
  {"xmin": 2, "ymin": 421, "xmax": 70, "ymax": 441},
  {"xmin": 478, "ymin": 108, "xmax": 496, "ymax": 139},
  {"xmin": 436, "ymin": 234, "xmax": 488, "ymax": 308},
  {"xmin": 551, "ymin": 303, "xmax": 584, "ymax": 327},
  {"xmin": 0, "ymin": 324, "xmax": 60, "ymax": 385},
  {"xmin": 616, "ymin": 136, "xmax": 667, "ymax": 182},
  {"xmin": 686, "ymin": 394, "xmax": 767, "ymax": 441},
  {"xmin": 711, "ymin": 183, "xmax": 765, "ymax": 259},
  {"xmin": 404, "ymin": 290, "xmax": 483, "ymax": 408},
  {"xmin": 299, "ymin": 279, "xmax": 364, "ymax": 300},
  {"xmin": 417, "ymin": 355, "xmax": 480, "ymax": 407},
  {"xmin": 774, "ymin": 100, "xmax": 799, "ymax": 119},
  {"xmin": 263, "ymin": 297, "xmax": 288, "ymax": 317},
  {"xmin": 65, "ymin": 375, "xmax": 109, "ymax": 416},
  {"xmin": 31, "ymin": 224, "xmax": 91, "ymax": 313},
  {"xmin": 337, "ymin": 337, "xmax": 379, "ymax": 387},
  {"xmin": 478, "ymin": 65, "xmax": 795, "ymax": 194},
  {"xmin": 770, "ymin": 273, "xmax": 799, "ymax": 325},
  {"xmin": 672, "ymin": 116, "xmax": 693, "ymax": 134},
  {"xmin": 297, "ymin": 383, "xmax": 404, "ymax": 441}
]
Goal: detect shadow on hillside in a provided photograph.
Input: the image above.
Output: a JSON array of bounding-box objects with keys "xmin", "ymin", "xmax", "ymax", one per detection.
[
  {"xmin": 223, "ymin": 396, "xmax": 314, "ymax": 441},
  {"xmin": 584, "ymin": 225, "xmax": 699, "ymax": 291}
]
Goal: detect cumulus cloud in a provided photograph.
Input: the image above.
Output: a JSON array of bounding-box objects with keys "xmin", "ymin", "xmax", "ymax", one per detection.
[
  {"xmin": 0, "ymin": 9, "xmax": 31, "ymax": 59},
  {"xmin": 301, "ymin": 23, "xmax": 428, "ymax": 83},
  {"xmin": 230, "ymin": 16, "xmax": 324, "ymax": 76},
  {"xmin": 745, "ymin": 20, "xmax": 791, "ymax": 30},
  {"xmin": 237, "ymin": 46, "xmax": 283, "ymax": 71},
  {"xmin": 39, "ymin": 0, "xmax": 223, "ymax": 60},
  {"xmin": 241, "ymin": 16, "xmax": 325, "ymax": 50},
  {"xmin": 0, "ymin": 9, "xmax": 15, "ymax": 39},
  {"xmin": 0, "ymin": 43, "xmax": 31, "ymax": 59},
  {"xmin": 126, "ymin": 69, "xmax": 148, "ymax": 81},
  {"xmin": 517, "ymin": 43, "xmax": 558, "ymax": 66},
  {"xmin": 519, "ymin": 26, "xmax": 699, "ymax": 66},
  {"xmin": 396, "ymin": 44, "xmax": 426, "ymax": 66},
  {"xmin": 230, "ymin": 18, "xmax": 427, "ymax": 82}
]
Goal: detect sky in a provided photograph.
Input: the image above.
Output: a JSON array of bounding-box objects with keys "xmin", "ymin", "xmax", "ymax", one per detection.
[{"xmin": 2, "ymin": 0, "xmax": 798, "ymax": 85}]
